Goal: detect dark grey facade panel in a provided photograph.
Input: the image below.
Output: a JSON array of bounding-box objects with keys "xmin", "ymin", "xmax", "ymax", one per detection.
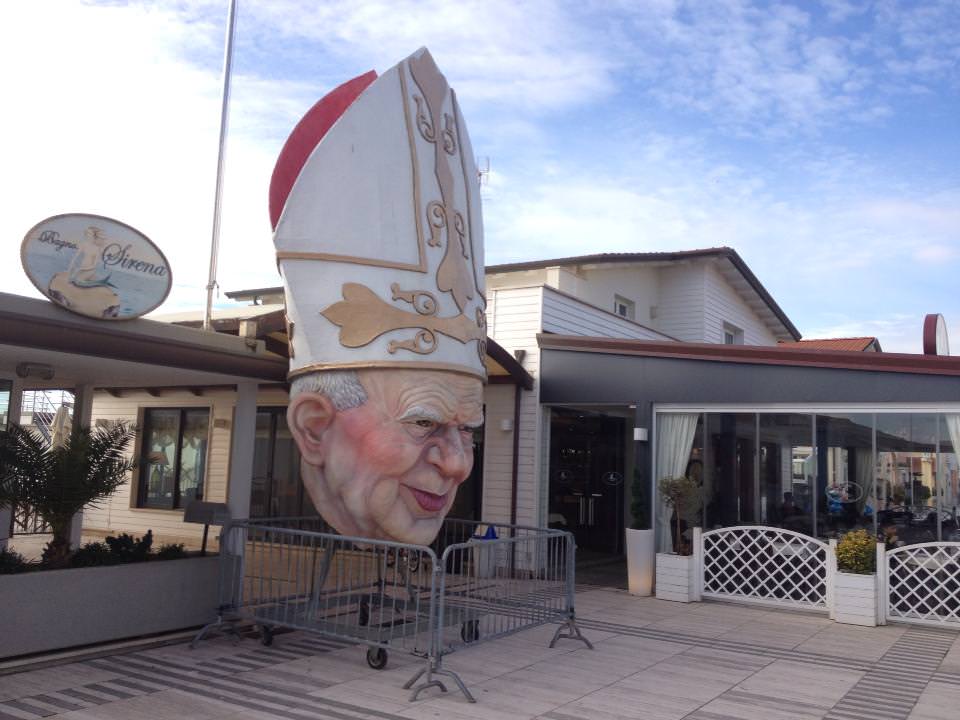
[{"xmin": 539, "ymin": 350, "xmax": 960, "ymax": 405}]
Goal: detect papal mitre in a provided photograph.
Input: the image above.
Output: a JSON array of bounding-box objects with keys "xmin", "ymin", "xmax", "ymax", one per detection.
[{"xmin": 270, "ymin": 48, "xmax": 486, "ymax": 382}]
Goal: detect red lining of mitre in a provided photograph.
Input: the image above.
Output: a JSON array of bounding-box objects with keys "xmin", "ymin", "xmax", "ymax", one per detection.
[{"xmin": 268, "ymin": 70, "xmax": 378, "ymax": 231}]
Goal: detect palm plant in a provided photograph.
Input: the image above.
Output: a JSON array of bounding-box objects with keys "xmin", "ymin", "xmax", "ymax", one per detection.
[{"xmin": 0, "ymin": 422, "xmax": 137, "ymax": 566}]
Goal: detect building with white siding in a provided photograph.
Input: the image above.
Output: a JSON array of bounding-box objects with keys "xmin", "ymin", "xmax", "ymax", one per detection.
[
  {"xmin": 9, "ymin": 246, "xmax": 791, "ymax": 553},
  {"xmin": 6, "ymin": 244, "xmax": 960, "ymax": 620}
]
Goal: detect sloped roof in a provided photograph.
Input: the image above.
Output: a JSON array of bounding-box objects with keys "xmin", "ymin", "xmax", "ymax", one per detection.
[
  {"xmin": 538, "ymin": 335, "xmax": 960, "ymax": 377},
  {"xmin": 162, "ymin": 305, "xmax": 533, "ymax": 388},
  {"xmin": 486, "ymin": 247, "xmax": 801, "ymax": 341},
  {"xmin": 779, "ymin": 337, "xmax": 881, "ymax": 352}
]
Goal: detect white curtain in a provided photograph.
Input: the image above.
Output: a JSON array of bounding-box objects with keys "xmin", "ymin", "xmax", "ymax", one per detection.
[
  {"xmin": 944, "ymin": 416, "xmax": 960, "ymax": 512},
  {"xmin": 656, "ymin": 413, "xmax": 699, "ymax": 552}
]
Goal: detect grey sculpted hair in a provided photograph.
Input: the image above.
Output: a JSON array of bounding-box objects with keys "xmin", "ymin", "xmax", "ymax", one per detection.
[{"xmin": 290, "ymin": 370, "xmax": 367, "ymax": 410}]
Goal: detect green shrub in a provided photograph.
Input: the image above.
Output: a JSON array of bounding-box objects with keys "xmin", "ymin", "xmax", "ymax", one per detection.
[
  {"xmin": 69, "ymin": 542, "xmax": 118, "ymax": 567},
  {"xmin": 0, "ymin": 548, "xmax": 29, "ymax": 574},
  {"xmin": 105, "ymin": 530, "xmax": 153, "ymax": 563},
  {"xmin": 0, "ymin": 422, "xmax": 137, "ymax": 567},
  {"xmin": 156, "ymin": 543, "xmax": 187, "ymax": 561},
  {"xmin": 836, "ymin": 529, "xmax": 876, "ymax": 574}
]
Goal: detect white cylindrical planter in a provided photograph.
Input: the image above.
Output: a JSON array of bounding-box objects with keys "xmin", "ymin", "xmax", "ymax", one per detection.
[
  {"xmin": 625, "ymin": 528, "xmax": 654, "ymax": 596},
  {"xmin": 834, "ymin": 571, "xmax": 878, "ymax": 626},
  {"xmin": 655, "ymin": 552, "xmax": 697, "ymax": 602}
]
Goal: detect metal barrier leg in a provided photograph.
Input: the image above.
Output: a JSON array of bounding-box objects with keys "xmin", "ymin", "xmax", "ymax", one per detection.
[
  {"xmin": 190, "ymin": 607, "xmax": 243, "ymax": 649},
  {"xmin": 404, "ymin": 657, "xmax": 475, "ymax": 703},
  {"xmin": 549, "ymin": 614, "xmax": 594, "ymax": 650}
]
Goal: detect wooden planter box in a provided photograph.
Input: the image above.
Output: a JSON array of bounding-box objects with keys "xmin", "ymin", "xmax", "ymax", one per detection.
[
  {"xmin": 0, "ymin": 556, "xmax": 221, "ymax": 659},
  {"xmin": 834, "ymin": 571, "xmax": 878, "ymax": 627},
  {"xmin": 656, "ymin": 552, "xmax": 698, "ymax": 603},
  {"xmin": 625, "ymin": 528, "xmax": 654, "ymax": 596}
]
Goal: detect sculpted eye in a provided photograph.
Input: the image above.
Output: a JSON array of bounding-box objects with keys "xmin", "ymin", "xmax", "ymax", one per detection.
[{"xmin": 415, "ymin": 419, "xmax": 436, "ymax": 429}]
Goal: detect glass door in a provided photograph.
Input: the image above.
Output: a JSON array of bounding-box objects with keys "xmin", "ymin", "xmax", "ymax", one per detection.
[
  {"xmin": 549, "ymin": 407, "xmax": 626, "ymax": 555},
  {"xmin": 250, "ymin": 407, "xmax": 316, "ymax": 519}
]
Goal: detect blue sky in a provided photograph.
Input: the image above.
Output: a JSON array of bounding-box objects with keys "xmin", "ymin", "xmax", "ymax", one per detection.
[{"xmin": 1, "ymin": 0, "xmax": 957, "ymax": 351}]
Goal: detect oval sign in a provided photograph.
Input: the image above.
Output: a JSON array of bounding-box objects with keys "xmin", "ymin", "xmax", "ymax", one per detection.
[{"xmin": 20, "ymin": 214, "xmax": 172, "ymax": 320}]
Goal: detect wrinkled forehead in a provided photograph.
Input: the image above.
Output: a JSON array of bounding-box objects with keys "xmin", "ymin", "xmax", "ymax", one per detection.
[{"xmin": 359, "ymin": 370, "xmax": 483, "ymax": 422}]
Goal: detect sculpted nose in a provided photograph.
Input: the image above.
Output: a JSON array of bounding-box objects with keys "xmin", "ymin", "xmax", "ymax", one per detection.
[{"xmin": 428, "ymin": 426, "xmax": 470, "ymax": 481}]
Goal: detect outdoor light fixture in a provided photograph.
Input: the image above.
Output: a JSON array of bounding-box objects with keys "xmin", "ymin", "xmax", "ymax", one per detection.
[
  {"xmin": 633, "ymin": 427, "xmax": 649, "ymax": 442},
  {"xmin": 15, "ymin": 362, "xmax": 54, "ymax": 380}
]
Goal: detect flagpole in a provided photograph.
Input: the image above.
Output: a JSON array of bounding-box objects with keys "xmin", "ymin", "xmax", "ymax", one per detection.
[{"xmin": 204, "ymin": 0, "xmax": 238, "ymax": 331}]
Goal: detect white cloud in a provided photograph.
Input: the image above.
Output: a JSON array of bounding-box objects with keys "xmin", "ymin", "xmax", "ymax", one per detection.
[
  {"xmin": 1, "ymin": 0, "xmax": 956, "ymax": 357},
  {"xmin": 238, "ymin": 0, "xmax": 619, "ymax": 114},
  {"xmin": 613, "ymin": 0, "xmax": 958, "ymax": 135}
]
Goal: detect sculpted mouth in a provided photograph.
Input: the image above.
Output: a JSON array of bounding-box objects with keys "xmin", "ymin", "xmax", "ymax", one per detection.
[{"xmin": 406, "ymin": 486, "xmax": 448, "ymax": 513}]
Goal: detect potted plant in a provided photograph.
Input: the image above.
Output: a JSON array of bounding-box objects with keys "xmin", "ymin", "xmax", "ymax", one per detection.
[
  {"xmin": 833, "ymin": 528, "xmax": 881, "ymax": 626},
  {"xmin": 655, "ymin": 475, "xmax": 702, "ymax": 602},
  {"xmin": 0, "ymin": 422, "xmax": 136, "ymax": 567},
  {"xmin": 625, "ymin": 468, "xmax": 654, "ymax": 596}
]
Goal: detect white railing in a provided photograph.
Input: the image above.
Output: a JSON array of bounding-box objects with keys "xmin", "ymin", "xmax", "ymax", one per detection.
[
  {"xmin": 697, "ymin": 526, "xmax": 832, "ymax": 612},
  {"xmin": 688, "ymin": 527, "xmax": 960, "ymax": 628},
  {"xmin": 886, "ymin": 542, "xmax": 960, "ymax": 627}
]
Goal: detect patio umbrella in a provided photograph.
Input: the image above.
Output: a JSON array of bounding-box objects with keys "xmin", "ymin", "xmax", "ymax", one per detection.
[{"xmin": 49, "ymin": 405, "xmax": 72, "ymax": 447}]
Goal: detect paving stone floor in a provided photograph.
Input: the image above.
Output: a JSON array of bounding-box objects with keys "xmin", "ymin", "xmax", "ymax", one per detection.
[{"xmin": 3, "ymin": 587, "xmax": 960, "ymax": 720}]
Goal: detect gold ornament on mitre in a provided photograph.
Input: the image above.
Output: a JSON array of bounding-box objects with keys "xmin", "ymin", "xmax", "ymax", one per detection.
[{"xmin": 271, "ymin": 48, "xmax": 487, "ymax": 381}]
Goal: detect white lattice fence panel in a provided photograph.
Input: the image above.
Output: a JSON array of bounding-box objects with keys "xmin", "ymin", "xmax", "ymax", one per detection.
[
  {"xmin": 701, "ymin": 526, "xmax": 829, "ymax": 611},
  {"xmin": 887, "ymin": 543, "xmax": 960, "ymax": 627}
]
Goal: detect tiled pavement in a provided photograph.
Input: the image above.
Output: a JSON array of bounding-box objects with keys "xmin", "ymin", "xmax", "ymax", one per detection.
[{"xmin": 3, "ymin": 588, "xmax": 960, "ymax": 720}]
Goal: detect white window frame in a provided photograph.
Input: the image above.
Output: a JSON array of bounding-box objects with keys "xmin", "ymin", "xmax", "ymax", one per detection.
[
  {"xmin": 723, "ymin": 322, "xmax": 744, "ymax": 345},
  {"xmin": 614, "ymin": 294, "xmax": 635, "ymax": 321}
]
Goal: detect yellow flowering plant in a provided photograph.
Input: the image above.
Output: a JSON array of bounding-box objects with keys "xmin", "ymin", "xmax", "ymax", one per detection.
[{"xmin": 836, "ymin": 529, "xmax": 876, "ymax": 574}]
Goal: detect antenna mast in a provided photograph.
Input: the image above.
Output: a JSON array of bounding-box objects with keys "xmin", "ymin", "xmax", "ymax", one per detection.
[{"xmin": 203, "ymin": 0, "xmax": 238, "ymax": 331}]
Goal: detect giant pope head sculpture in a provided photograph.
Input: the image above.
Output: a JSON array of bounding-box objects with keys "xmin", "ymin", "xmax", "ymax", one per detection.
[{"xmin": 270, "ymin": 49, "xmax": 487, "ymax": 545}]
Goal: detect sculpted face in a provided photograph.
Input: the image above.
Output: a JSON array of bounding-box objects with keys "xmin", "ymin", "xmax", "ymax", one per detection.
[{"xmin": 288, "ymin": 369, "xmax": 483, "ymax": 545}]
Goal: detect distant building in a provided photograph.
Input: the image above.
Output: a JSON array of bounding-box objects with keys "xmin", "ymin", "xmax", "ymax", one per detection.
[{"xmin": 779, "ymin": 337, "xmax": 883, "ymax": 352}]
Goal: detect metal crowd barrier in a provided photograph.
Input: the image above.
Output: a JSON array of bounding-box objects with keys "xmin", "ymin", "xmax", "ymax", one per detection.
[{"xmin": 192, "ymin": 517, "xmax": 592, "ymax": 702}]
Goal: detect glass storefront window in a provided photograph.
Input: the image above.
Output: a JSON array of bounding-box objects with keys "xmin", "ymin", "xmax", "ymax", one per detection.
[
  {"xmin": 138, "ymin": 407, "xmax": 209, "ymax": 509},
  {"xmin": 758, "ymin": 414, "xmax": 814, "ymax": 536},
  {"xmin": 816, "ymin": 414, "xmax": 874, "ymax": 539},
  {"xmin": 0, "ymin": 379, "xmax": 11, "ymax": 431},
  {"xmin": 941, "ymin": 416, "xmax": 960, "ymax": 540},
  {"xmin": 877, "ymin": 414, "xmax": 940, "ymax": 544},
  {"xmin": 704, "ymin": 413, "xmax": 756, "ymax": 530},
  {"xmin": 656, "ymin": 410, "xmax": 960, "ymax": 545}
]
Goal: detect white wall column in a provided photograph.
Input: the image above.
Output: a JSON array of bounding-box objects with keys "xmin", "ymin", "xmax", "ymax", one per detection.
[
  {"xmin": 0, "ymin": 378, "xmax": 20, "ymax": 550},
  {"xmin": 68, "ymin": 383, "xmax": 95, "ymax": 549},
  {"xmin": 7, "ymin": 375, "xmax": 24, "ymax": 428},
  {"xmin": 72, "ymin": 383, "xmax": 95, "ymax": 430},
  {"xmin": 226, "ymin": 381, "xmax": 257, "ymax": 521}
]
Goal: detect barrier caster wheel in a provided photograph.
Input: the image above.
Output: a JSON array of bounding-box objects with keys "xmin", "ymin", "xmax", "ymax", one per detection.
[
  {"xmin": 461, "ymin": 620, "xmax": 480, "ymax": 643},
  {"xmin": 260, "ymin": 626, "xmax": 274, "ymax": 647},
  {"xmin": 366, "ymin": 648, "xmax": 388, "ymax": 670}
]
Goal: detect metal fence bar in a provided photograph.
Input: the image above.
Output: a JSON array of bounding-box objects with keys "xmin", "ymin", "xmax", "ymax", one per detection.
[{"xmin": 194, "ymin": 517, "xmax": 590, "ymax": 703}]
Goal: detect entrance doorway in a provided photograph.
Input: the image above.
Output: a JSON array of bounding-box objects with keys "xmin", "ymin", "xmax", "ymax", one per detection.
[
  {"xmin": 250, "ymin": 407, "xmax": 317, "ymax": 519},
  {"xmin": 548, "ymin": 407, "xmax": 627, "ymax": 556}
]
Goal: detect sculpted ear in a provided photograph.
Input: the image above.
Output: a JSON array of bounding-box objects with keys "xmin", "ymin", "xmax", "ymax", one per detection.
[{"xmin": 287, "ymin": 393, "xmax": 337, "ymax": 466}]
